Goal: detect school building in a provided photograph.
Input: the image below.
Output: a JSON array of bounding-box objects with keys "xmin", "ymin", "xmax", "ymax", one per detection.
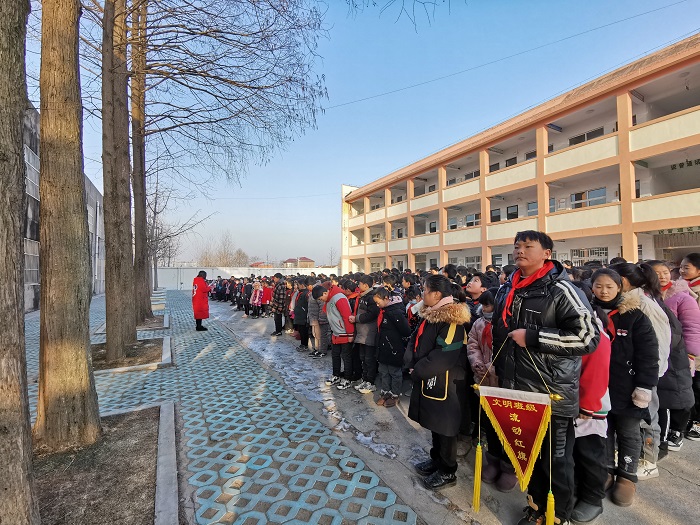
[{"xmin": 340, "ymin": 33, "xmax": 700, "ymax": 274}]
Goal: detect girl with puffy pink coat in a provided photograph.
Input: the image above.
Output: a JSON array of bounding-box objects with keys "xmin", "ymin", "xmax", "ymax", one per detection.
[{"xmin": 655, "ymin": 259, "xmax": 700, "ymax": 442}]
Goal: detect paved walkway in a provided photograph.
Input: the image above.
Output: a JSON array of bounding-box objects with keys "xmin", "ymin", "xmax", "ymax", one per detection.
[
  {"xmin": 25, "ymin": 292, "xmax": 422, "ymax": 524},
  {"xmin": 25, "ymin": 291, "xmax": 700, "ymax": 524}
]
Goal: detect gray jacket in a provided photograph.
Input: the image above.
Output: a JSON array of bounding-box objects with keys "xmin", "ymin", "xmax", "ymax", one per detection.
[
  {"xmin": 308, "ymin": 297, "xmax": 327, "ymax": 324},
  {"xmin": 354, "ymin": 288, "xmax": 379, "ymax": 346}
]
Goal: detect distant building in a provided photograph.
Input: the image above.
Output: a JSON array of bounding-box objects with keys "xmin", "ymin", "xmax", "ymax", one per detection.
[
  {"xmin": 23, "ymin": 105, "xmax": 105, "ymax": 312},
  {"xmin": 281, "ymin": 257, "xmax": 315, "ymax": 268},
  {"xmin": 250, "ymin": 261, "xmax": 273, "ymax": 268}
]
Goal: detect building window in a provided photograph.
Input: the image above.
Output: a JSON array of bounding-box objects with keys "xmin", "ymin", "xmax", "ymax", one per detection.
[
  {"xmin": 638, "ymin": 244, "xmax": 643, "ymax": 260},
  {"xmin": 490, "ymin": 209, "xmax": 501, "ymax": 223},
  {"xmin": 505, "ymin": 157, "xmax": 517, "ymax": 167},
  {"xmin": 448, "ymin": 217, "xmax": 457, "ymax": 230},
  {"xmin": 464, "ymin": 169, "xmax": 480, "ymax": 180},
  {"xmin": 429, "ymin": 258, "xmax": 438, "ymax": 268},
  {"xmin": 527, "ymin": 201, "xmax": 538, "ymax": 216},
  {"xmin": 447, "ymin": 178, "xmax": 456, "ymax": 186},
  {"xmin": 24, "ymin": 238, "xmax": 40, "ymax": 285},
  {"xmin": 465, "ymin": 213, "xmax": 481, "ymax": 227},
  {"xmin": 428, "ymin": 184, "xmax": 436, "ymax": 193},
  {"xmin": 549, "ymin": 197, "xmax": 555, "ymax": 213},
  {"xmin": 508, "ymin": 253, "xmax": 515, "ymax": 265},
  {"xmin": 525, "ymin": 150, "xmax": 536, "ymax": 161},
  {"xmin": 571, "ymin": 247, "xmax": 608, "ymax": 265},
  {"xmin": 370, "ymin": 261, "xmax": 381, "ymax": 272},
  {"xmin": 548, "ymin": 144, "xmax": 554, "ymax": 153},
  {"xmin": 507, "ymin": 205, "xmax": 518, "ymax": 220},
  {"xmin": 492, "ymin": 254, "xmax": 503, "ymax": 267},
  {"xmin": 465, "ymin": 255, "xmax": 482, "ymax": 270},
  {"xmin": 489, "ymin": 162, "xmax": 500, "ymax": 172},
  {"xmin": 429, "ymin": 221, "xmax": 437, "ymax": 233},
  {"xmin": 370, "ymin": 233, "xmax": 382, "ymax": 243},
  {"xmin": 370, "ymin": 203, "xmax": 382, "ymax": 210},
  {"xmin": 571, "ymin": 187, "xmax": 606, "ymax": 208},
  {"xmin": 393, "ymin": 195, "xmax": 404, "ymax": 203},
  {"xmin": 397, "ymin": 228, "xmax": 404, "ymax": 238},
  {"xmin": 569, "ymin": 127, "xmax": 604, "ymax": 147}
]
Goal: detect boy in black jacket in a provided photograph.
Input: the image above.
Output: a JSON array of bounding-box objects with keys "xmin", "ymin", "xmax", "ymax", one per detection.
[{"xmin": 373, "ymin": 287, "xmax": 411, "ymax": 407}]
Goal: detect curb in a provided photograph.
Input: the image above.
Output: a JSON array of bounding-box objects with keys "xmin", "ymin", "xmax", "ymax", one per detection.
[
  {"xmin": 93, "ymin": 313, "xmax": 170, "ymax": 335},
  {"xmin": 94, "ymin": 336, "xmax": 172, "ymax": 375},
  {"xmin": 99, "ymin": 402, "xmax": 179, "ymax": 525}
]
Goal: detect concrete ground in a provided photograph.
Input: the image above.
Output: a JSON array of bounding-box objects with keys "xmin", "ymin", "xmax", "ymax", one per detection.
[
  {"xmin": 23, "ymin": 291, "xmax": 700, "ymax": 524},
  {"xmin": 214, "ymin": 299, "xmax": 700, "ymax": 525}
]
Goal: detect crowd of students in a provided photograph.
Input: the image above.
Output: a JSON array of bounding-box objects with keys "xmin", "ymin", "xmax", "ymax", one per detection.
[{"xmin": 192, "ymin": 232, "xmax": 700, "ymax": 525}]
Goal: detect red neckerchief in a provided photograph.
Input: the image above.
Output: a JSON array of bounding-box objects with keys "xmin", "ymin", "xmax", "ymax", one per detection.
[
  {"xmin": 502, "ymin": 261, "xmax": 555, "ymax": 328},
  {"xmin": 376, "ymin": 308, "xmax": 384, "ymax": 329},
  {"xmin": 606, "ymin": 309, "xmax": 619, "ymax": 343},
  {"xmin": 413, "ymin": 320, "xmax": 427, "ymax": 353},
  {"xmin": 482, "ymin": 321, "xmax": 493, "ymax": 351},
  {"xmin": 689, "ymin": 277, "xmax": 700, "ymax": 288},
  {"xmin": 661, "ymin": 282, "xmax": 673, "ymax": 292}
]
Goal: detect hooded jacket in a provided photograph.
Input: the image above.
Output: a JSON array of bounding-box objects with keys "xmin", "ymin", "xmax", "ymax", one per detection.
[
  {"xmin": 492, "ymin": 260, "xmax": 599, "ymax": 418},
  {"xmin": 324, "ymin": 286, "xmax": 354, "ymax": 344},
  {"xmin": 601, "ymin": 291, "xmax": 659, "ymax": 420},
  {"xmin": 627, "ymin": 287, "xmax": 670, "ymax": 377},
  {"xmin": 662, "ymin": 279, "xmax": 700, "ymax": 360},
  {"xmin": 467, "ymin": 311, "xmax": 498, "ymax": 387},
  {"xmin": 376, "ymin": 301, "xmax": 411, "ymax": 367},
  {"xmin": 657, "ymin": 302, "xmax": 695, "ymax": 411},
  {"xmin": 405, "ymin": 301, "xmax": 470, "ymax": 437},
  {"xmin": 353, "ymin": 287, "xmax": 379, "ymax": 346}
]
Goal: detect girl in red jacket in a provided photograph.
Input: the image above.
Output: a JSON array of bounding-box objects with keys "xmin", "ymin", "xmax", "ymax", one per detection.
[{"xmin": 192, "ymin": 271, "xmax": 213, "ymax": 331}]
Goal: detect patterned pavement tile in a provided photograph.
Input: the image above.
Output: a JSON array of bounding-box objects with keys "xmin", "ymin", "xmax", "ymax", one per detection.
[{"xmin": 25, "ymin": 291, "xmax": 418, "ymax": 525}]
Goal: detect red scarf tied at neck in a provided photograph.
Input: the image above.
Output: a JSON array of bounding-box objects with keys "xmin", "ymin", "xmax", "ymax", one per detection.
[
  {"xmin": 501, "ymin": 261, "xmax": 555, "ymax": 328},
  {"xmin": 661, "ymin": 282, "xmax": 673, "ymax": 292}
]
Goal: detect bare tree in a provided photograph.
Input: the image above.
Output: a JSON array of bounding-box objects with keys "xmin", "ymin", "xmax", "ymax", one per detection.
[
  {"xmin": 33, "ymin": 0, "xmax": 102, "ymax": 451},
  {"xmin": 215, "ymin": 231, "xmax": 236, "ymax": 267},
  {"xmin": 0, "ymin": 1, "xmax": 40, "ymax": 521},
  {"xmin": 232, "ymin": 248, "xmax": 250, "ymax": 267},
  {"xmin": 103, "ymin": 0, "xmax": 136, "ymax": 362}
]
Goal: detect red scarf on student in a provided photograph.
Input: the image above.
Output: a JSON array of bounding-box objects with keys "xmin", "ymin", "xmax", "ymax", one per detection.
[
  {"xmin": 606, "ymin": 309, "xmax": 619, "ymax": 343},
  {"xmin": 376, "ymin": 308, "xmax": 384, "ymax": 330},
  {"xmin": 482, "ymin": 321, "xmax": 493, "ymax": 351},
  {"xmin": 689, "ymin": 277, "xmax": 700, "ymax": 288},
  {"xmin": 661, "ymin": 282, "xmax": 673, "ymax": 292},
  {"xmin": 501, "ymin": 261, "xmax": 555, "ymax": 328}
]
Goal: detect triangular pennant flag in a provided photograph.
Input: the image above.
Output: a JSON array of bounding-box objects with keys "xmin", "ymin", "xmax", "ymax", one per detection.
[{"xmin": 478, "ymin": 386, "xmax": 551, "ymax": 492}]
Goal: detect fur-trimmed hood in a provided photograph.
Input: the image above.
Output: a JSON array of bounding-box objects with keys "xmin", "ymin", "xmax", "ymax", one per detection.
[
  {"xmin": 662, "ymin": 279, "xmax": 692, "ymax": 300},
  {"xmin": 419, "ymin": 301, "xmax": 471, "ymax": 325},
  {"xmin": 618, "ymin": 289, "xmax": 642, "ymax": 314}
]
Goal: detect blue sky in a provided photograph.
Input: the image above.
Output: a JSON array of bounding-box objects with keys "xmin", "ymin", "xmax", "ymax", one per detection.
[{"xmin": 78, "ymin": 0, "xmax": 700, "ymax": 265}]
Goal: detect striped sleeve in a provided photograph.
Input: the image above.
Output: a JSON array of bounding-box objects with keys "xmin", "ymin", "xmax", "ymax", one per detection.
[{"xmin": 531, "ymin": 281, "xmax": 599, "ymax": 356}]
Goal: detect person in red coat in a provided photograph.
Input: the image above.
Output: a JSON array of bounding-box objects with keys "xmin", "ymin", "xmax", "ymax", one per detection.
[{"xmin": 193, "ymin": 271, "xmax": 213, "ymax": 331}]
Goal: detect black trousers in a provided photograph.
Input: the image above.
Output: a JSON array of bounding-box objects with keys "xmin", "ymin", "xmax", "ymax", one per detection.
[
  {"xmin": 574, "ymin": 432, "xmax": 607, "ymax": 507},
  {"xmin": 659, "ymin": 407, "xmax": 692, "ymax": 440},
  {"xmin": 528, "ymin": 416, "xmax": 575, "ymax": 521},
  {"xmin": 356, "ymin": 344, "xmax": 377, "ymax": 383},
  {"xmin": 332, "ymin": 342, "xmax": 352, "ymax": 378},
  {"xmin": 606, "ymin": 413, "xmax": 641, "ymax": 482},
  {"xmin": 430, "ymin": 432, "xmax": 458, "ymax": 474},
  {"xmin": 688, "ymin": 374, "xmax": 700, "ymax": 429},
  {"xmin": 274, "ymin": 313, "xmax": 283, "ymax": 333},
  {"xmin": 296, "ymin": 324, "xmax": 309, "ymax": 347},
  {"xmin": 244, "ymin": 301, "xmax": 251, "ymax": 316}
]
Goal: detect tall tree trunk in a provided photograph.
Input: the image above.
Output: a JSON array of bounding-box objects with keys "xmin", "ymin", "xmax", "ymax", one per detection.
[
  {"xmin": 0, "ymin": 1, "xmax": 40, "ymax": 521},
  {"xmin": 33, "ymin": 0, "xmax": 102, "ymax": 452},
  {"xmin": 103, "ymin": 0, "xmax": 136, "ymax": 362},
  {"xmin": 153, "ymin": 253, "xmax": 159, "ymax": 290},
  {"xmin": 131, "ymin": 0, "xmax": 151, "ymax": 324}
]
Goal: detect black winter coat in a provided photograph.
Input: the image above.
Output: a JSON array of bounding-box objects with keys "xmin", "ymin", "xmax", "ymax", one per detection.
[
  {"xmin": 493, "ymin": 261, "xmax": 599, "ymax": 418},
  {"xmin": 405, "ymin": 301, "xmax": 470, "ymax": 437},
  {"xmin": 658, "ymin": 303, "xmax": 694, "ymax": 410},
  {"xmin": 293, "ymin": 290, "xmax": 309, "ymax": 325},
  {"xmin": 599, "ymin": 292, "xmax": 659, "ymax": 420},
  {"xmin": 354, "ymin": 288, "xmax": 379, "ymax": 346},
  {"xmin": 376, "ymin": 302, "xmax": 411, "ymax": 367}
]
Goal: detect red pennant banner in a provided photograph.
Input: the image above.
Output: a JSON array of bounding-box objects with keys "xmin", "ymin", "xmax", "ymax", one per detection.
[{"xmin": 478, "ymin": 386, "xmax": 551, "ymax": 492}]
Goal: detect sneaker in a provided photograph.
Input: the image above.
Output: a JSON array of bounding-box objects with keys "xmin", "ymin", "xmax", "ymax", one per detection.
[
  {"xmin": 359, "ymin": 383, "xmax": 377, "ymax": 394},
  {"xmin": 325, "ymin": 375, "xmax": 340, "ymax": 386},
  {"xmin": 308, "ymin": 349, "xmax": 318, "ymax": 357},
  {"xmin": 636, "ymin": 459, "xmax": 659, "ymax": 480},
  {"xmin": 354, "ymin": 380, "xmax": 368, "ymax": 391},
  {"xmin": 296, "ymin": 345, "xmax": 308, "ymax": 352},
  {"xmin": 242, "ymin": 314, "xmax": 248, "ymax": 318},
  {"xmin": 336, "ymin": 379, "xmax": 352, "ymax": 390},
  {"xmin": 422, "ymin": 470, "xmax": 456, "ymax": 490},
  {"xmin": 685, "ymin": 423, "xmax": 700, "ymax": 441},
  {"xmin": 667, "ymin": 430, "xmax": 683, "ymax": 451},
  {"xmin": 270, "ymin": 331, "xmax": 282, "ymax": 336},
  {"xmin": 313, "ymin": 352, "xmax": 326, "ymax": 359}
]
